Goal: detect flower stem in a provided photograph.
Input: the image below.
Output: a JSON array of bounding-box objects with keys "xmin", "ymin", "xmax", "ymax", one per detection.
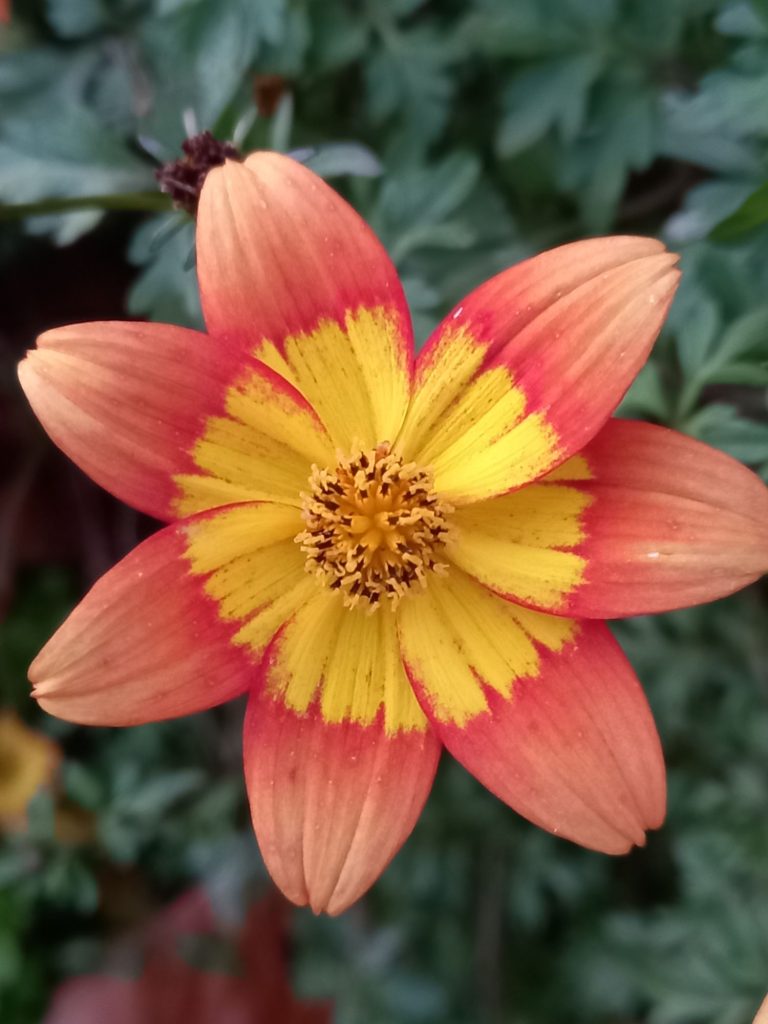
[{"xmin": 0, "ymin": 192, "xmax": 173, "ymax": 220}]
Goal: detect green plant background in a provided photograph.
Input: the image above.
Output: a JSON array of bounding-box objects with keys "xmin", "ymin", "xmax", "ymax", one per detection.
[{"xmin": 1, "ymin": 1, "xmax": 768, "ymax": 1022}]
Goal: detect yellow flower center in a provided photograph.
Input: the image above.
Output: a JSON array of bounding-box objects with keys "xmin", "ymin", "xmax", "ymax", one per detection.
[{"xmin": 296, "ymin": 443, "xmax": 452, "ymax": 611}]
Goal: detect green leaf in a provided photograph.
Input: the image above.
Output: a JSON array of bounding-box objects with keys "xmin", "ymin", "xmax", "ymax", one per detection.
[
  {"xmin": 715, "ymin": 2, "xmax": 768, "ymax": 38},
  {"xmin": 619, "ymin": 361, "xmax": 672, "ymax": 421},
  {"xmin": 127, "ymin": 214, "xmax": 202, "ymax": 327},
  {"xmin": 496, "ymin": 53, "xmax": 603, "ymax": 157},
  {"xmin": 687, "ymin": 403, "xmax": 768, "ymax": 463},
  {"xmin": 365, "ymin": 26, "xmax": 461, "ymax": 150},
  {"xmin": 671, "ymin": 282, "xmax": 722, "ymax": 379},
  {"xmin": 377, "ymin": 152, "xmax": 481, "ymax": 234},
  {"xmin": 460, "ymin": 0, "xmax": 587, "ymax": 58},
  {"xmin": 45, "ymin": 0, "xmax": 110, "ymax": 39},
  {"xmin": 302, "ymin": 142, "xmax": 382, "ymax": 179},
  {"xmin": 138, "ymin": 0, "xmax": 287, "ymax": 146},
  {"xmin": 560, "ymin": 77, "xmax": 658, "ymax": 230},
  {"xmin": 659, "ymin": 87, "xmax": 765, "ymax": 176},
  {"xmin": 665, "ymin": 180, "xmax": 757, "ymax": 244},
  {"xmin": 307, "ymin": 1, "xmax": 370, "ymax": 71},
  {"xmin": 710, "ymin": 179, "xmax": 768, "ymax": 240},
  {"xmin": 62, "ymin": 762, "xmax": 104, "ymax": 812},
  {"xmin": 117, "ymin": 768, "xmax": 204, "ymax": 817},
  {"xmin": 706, "ymin": 305, "xmax": 768, "ymax": 368},
  {"xmin": 0, "ymin": 97, "xmax": 154, "ymax": 242}
]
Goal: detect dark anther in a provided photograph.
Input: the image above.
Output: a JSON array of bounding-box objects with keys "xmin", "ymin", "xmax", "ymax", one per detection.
[{"xmin": 156, "ymin": 130, "xmax": 241, "ymax": 215}]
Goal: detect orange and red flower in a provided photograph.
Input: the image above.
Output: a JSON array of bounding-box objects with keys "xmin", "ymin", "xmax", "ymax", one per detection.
[
  {"xmin": 43, "ymin": 887, "xmax": 330, "ymax": 1024},
  {"xmin": 19, "ymin": 153, "xmax": 768, "ymax": 913}
]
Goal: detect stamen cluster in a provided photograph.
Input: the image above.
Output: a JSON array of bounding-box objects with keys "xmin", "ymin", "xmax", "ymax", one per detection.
[
  {"xmin": 296, "ymin": 443, "xmax": 452, "ymax": 611},
  {"xmin": 156, "ymin": 131, "xmax": 240, "ymax": 214}
]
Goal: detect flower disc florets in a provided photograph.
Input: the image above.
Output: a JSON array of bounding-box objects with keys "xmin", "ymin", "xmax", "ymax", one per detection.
[{"xmin": 296, "ymin": 443, "xmax": 453, "ymax": 611}]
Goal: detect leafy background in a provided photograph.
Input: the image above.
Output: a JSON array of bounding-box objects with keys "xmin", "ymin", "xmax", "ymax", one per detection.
[{"xmin": 1, "ymin": 0, "xmax": 768, "ymax": 1021}]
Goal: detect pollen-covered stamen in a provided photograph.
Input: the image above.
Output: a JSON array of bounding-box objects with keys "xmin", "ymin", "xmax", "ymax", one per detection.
[{"xmin": 296, "ymin": 443, "xmax": 452, "ymax": 611}]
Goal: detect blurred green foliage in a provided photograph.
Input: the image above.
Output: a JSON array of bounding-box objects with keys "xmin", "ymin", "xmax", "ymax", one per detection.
[{"xmin": 1, "ymin": 0, "xmax": 768, "ymax": 1022}]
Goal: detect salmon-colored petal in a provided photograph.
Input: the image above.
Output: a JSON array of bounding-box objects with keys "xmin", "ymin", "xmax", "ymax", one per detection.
[
  {"xmin": 43, "ymin": 976, "xmax": 141, "ymax": 1024},
  {"xmin": 244, "ymin": 593, "xmax": 440, "ymax": 914},
  {"xmin": 448, "ymin": 419, "xmax": 768, "ymax": 617},
  {"xmin": 754, "ymin": 996, "xmax": 768, "ymax": 1024},
  {"xmin": 18, "ymin": 322, "xmax": 333, "ymax": 522},
  {"xmin": 398, "ymin": 570, "xmax": 665, "ymax": 853},
  {"xmin": 398, "ymin": 237, "xmax": 679, "ymax": 504},
  {"xmin": 197, "ymin": 153, "xmax": 413, "ymax": 448},
  {"xmin": 237, "ymin": 895, "xmax": 333, "ymax": 1024},
  {"xmin": 31, "ymin": 502, "xmax": 315, "ymax": 725}
]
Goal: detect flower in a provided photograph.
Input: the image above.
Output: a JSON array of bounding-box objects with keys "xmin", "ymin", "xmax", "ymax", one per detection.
[
  {"xmin": 756, "ymin": 996, "xmax": 768, "ymax": 1024},
  {"xmin": 18, "ymin": 153, "xmax": 768, "ymax": 914},
  {"xmin": 0, "ymin": 712, "xmax": 60, "ymax": 828},
  {"xmin": 42, "ymin": 886, "xmax": 331, "ymax": 1024}
]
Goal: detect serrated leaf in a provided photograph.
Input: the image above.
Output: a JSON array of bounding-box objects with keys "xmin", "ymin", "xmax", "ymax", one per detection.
[
  {"xmin": 365, "ymin": 27, "xmax": 461, "ymax": 149},
  {"xmin": 117, "ymin": 769, "xmax": 204, "ymax": 817},
  {"xmin": 308, "ymin": 2, "xmax": 370, "ymax": 71},
  {"xmin": 0, "ymin": 48, "xmax": 70, "ymax": 97},
  {"xmin": 670, "ymin": 65, "xmax": 768, "ymax": 140},
  {"xmin": 560, "ymin": 78, "xmax": 658, "ymax": 229},
  {"xmin": 0, "ymin": 97, "xmax": 153, "ymax": 242},
  {"xmin": 665, "ymin": 179, "xmax": 757, "ymax": 244},
  {"xmin": 619, "ymin": 360, "xmax": 671, "ymax": 420},
  {"xmin": 46, "ymin": 0, "xmax": 110, "ymax": 39},
  {"xmin": 707, "ymin": 361, "xmax": 768, "ymax": 385},
  {"xmin": 688, "ymin": 403, "xmax": 768, "ymax": 462},
  {"xmin": 62, "ymin": 762, "xmax": 104, "ymax": 811},
  {"xmin": 671, "ymin": 286, "xmax": 722, "ymax": 379},
  {"xmin": 127, "ymin": 214, "xmax": 202, "ymax": 326},
  {"xmin": 138, "ymin": 0, "xmax": 287, "ymax": 146},
  {"xmin": 460, "ymin": 0, "xmax": 585, "ymax": 58},
  {"xmin": 302, "ymin": 142, "xmax": 382, "ymax": 179},
  {"xmin": 496, "ymin": 53, "xmax": 603, "ymax": 157},
  {"xmin": 709, "ymin": 305, "xmax": 768, "ymax": 366},
  {"xmin": 377, "ymin": 152, "xmax": 481, "ymax": 232},
  {"xmin": 715, "ymin": 2, "xmax": 768, "ymax": 38},
  {"xmin": 660, "ymin": 89, "xmax": 764, "ymax": 176}
]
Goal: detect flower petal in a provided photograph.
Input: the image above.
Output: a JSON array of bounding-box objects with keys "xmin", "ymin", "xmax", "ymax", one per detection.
[
  {"xmin": 448, "ymin": 419, "xmax": 768, "ymax": 617},
  {"xmin": 244, "ymin": 593, "xmax": 440, "ymax": 914},
  {"xmin": 398, "ymin": 570, "xmax": 665, "ymax": 853},
  {"xmin": 43, "ymin": 977, "xmax": 141, "ymax": 1024},
  {"xmin": 18, "ymin": 322, "xmax": 333, "ymax": 521},
  {"xmin": 197, "ymin": 153, "xmax": 414, "ymax": 448},
  {"xmin": 754, "ymin": 996, "xmax": 768, "ymax": 1024},
  {"xmin": 398, "ymin": 237, "xmax": 679, "ymax": 504},
  {"xmin": 31, "ymin": 502, "xmax": 315, "ymax": 725}
]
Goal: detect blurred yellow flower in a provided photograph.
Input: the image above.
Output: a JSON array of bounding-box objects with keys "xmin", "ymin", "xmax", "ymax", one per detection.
[{"xmin": 0, "ymin": 712, "xmax": 60, "ymax": 827}]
